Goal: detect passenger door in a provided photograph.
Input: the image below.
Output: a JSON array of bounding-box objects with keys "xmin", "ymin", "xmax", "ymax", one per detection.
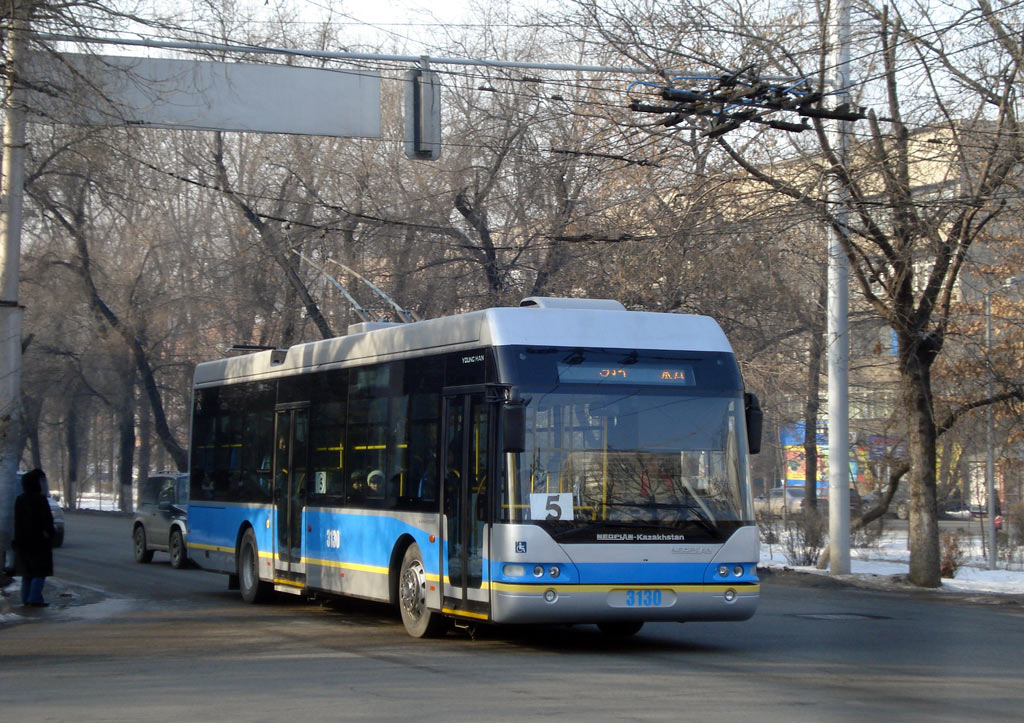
[
  {"xmin": 273, "ymin": 404, "xmax": 309, "ymax": 582},
  {"xmin": 440, "ymin": 389, "xmax": 491, "ymax": 620}
]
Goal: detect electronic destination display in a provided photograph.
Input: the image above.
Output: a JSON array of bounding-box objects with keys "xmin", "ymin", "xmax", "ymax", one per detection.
[{"xmin": 557, "ymin": 361, "xmax": 696, "ymax": 385}]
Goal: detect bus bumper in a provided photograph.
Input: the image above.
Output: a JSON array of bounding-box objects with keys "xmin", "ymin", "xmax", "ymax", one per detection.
[{"xmin": 490, "ymin": 582, "xmax": 759, "ymax": 624}]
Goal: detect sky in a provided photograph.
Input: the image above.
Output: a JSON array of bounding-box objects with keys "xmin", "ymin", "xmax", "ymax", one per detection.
[{"xmin": 231, "ymin": 0, "xmax": 542, "ymax": 54}]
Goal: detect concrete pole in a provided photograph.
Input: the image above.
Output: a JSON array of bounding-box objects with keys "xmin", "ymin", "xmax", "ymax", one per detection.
[
  {"xmin": 827, "ymin": 0, "xmax": 852, "ymax": 575},
  {"xmin": 0, "ymin": 6, "xmax": 30, "ymax": 567},
  {"xmin": 984, "ymin": 291, "xmax": 996, "ymax": 569}
]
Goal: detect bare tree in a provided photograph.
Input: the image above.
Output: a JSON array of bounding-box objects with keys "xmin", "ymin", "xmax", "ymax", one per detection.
[{"xmin": 560, "ymin": 0, "xmax": 1024, "ymax": 585}]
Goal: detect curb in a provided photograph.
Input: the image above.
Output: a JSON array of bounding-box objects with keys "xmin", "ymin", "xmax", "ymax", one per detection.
[{"xmin": 758, "ymin": 564, "xmax": 1024, "ymax": 606}]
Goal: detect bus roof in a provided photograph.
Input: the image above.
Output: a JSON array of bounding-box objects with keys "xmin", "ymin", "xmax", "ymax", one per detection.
[{"xmin": 193, "ymin": 301, "xmax": 733, "ymax": 387}]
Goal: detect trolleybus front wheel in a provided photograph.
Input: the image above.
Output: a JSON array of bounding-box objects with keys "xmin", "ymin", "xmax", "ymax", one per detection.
[
  {"xmin": 399, "ymin": 543, "xmax": 446, "ymax": 638},
  {"xmin": 239, "ymin": 529, "xmax": 273, "ymax": 603}
]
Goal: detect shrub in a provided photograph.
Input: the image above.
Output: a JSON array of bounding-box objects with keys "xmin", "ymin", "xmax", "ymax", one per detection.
[
  {"xmin": 783, "ymin": 510, "xmax": 827, "ymax": 566},
  {"xmin": 758, "ymin": 514, "xmax": 781, "ymax": 545},
  {"xmin": 998, "ymin": 502, "xmax": 1024, "ymax": 570},
  {"xmin": 940, "ymin": 533, "xmax": 966, "ymax": 578},
  {"xmin": 851, "ymin": 517, "xmax": 885, "ymax": 550}
]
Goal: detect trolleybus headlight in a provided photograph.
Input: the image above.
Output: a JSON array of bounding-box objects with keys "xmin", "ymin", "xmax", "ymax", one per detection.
[
  {"xmin": 504, "ymin": 564, "xmax": 525, "ymax": 577},
  {"xmin": 533, "ymin": 565, "xmax": 545, "ymax": 578},
  {"xmin": 544, "ymin": 589, "xmax": 557, "ymax": 603},
  {"xmin": 724, "ymin": 589, "xmax": 737, "ymax": 603},
  {"xmin": 733, "ymin": 565, "xmax": 744, "ymax": 577},
  {"xmin": 718, "ymin": 564, "xmax": 729, "ymax": 577},
  {"xmin": 548, "ymin": 565, "xmax": 560, "ymax": 578}
]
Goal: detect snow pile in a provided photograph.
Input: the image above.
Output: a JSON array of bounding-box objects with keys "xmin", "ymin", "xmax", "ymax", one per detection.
[{"xmin": 760, "ymin": 526, "xmax": 1024, "ymax": 596}]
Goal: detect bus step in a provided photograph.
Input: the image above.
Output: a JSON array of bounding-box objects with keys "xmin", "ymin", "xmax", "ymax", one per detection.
[{"xmin": 274, "ymin": 584, "xmax": 305, "ymax": 596}]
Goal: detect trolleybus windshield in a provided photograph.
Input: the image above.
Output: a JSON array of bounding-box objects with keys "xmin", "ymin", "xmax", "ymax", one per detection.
[{"xmin": 498, "ymin": 348, "xmax": 753, "ymax": 542}]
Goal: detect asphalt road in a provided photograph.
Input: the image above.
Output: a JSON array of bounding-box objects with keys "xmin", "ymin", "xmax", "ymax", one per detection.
[{"xmin": 2, "ymin": 512, "xmax": 1022, "ymax": 722}]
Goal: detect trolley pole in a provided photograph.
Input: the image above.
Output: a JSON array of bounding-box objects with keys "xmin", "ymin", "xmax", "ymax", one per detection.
[{"xmin": 827, "ymin": 0, "xmax": 852, "ymax": 575}]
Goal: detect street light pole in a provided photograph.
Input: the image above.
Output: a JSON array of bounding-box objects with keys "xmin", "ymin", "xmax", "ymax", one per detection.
[
  {"xmin": 827, "ymin": 0, "xmax": 853, "ymax": 576},
  {"xmin": 983, "ymin": 276, "xmax": 1022, "ymax": 571},
  {"xmin": 984, "ymin": 289, "xmax": 996, "ymax": 570},
  {"xmin": 0, "ymin": 6, "xmax": 30, "ymax": 571}
]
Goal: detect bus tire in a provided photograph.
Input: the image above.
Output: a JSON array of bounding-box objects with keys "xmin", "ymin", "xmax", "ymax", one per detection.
[
  {"xmin": 133, "ymin": 526, "xmax": 154, "ymax": 563},
  {"xmin": 169, "ymin": 529, "xmax": 187, "ymax": 569},
  {"xmin": 597, "ymin": 621, "xmax": 644, "ymax": 637},
  {"xmin": 398, "ymin": 543, "xmax": 446, "ymax": 638},
  {"xmin": 239, "ymin": 529, "xmax": 273, "ymax": 604}
]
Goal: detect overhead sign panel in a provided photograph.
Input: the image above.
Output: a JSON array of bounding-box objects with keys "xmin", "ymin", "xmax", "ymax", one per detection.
[{"xmin": 26, "ymin": 53, "xmax": 381, "ymax": 138}]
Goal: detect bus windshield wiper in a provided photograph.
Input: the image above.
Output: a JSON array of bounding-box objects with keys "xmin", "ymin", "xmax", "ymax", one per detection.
[
  {"xmin": 550, "ymin": 502, "xmax": 720, "ymax": 540},
  {"xmin": 641, "ymin": 501, "xmax": 720, "ymax": 537},
  {"xmin": 674, "ymin": 503, "xmax": 720, "ymax": 538},
  {"xmin": 551, "ymin": 519, "xmax": 628, "ymax": 540}
]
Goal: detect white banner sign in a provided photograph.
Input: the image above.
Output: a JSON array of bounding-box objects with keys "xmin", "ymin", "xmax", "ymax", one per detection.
[{"xmin": 27, "ymin": 53, "xmax": 381, "ymax": 138}]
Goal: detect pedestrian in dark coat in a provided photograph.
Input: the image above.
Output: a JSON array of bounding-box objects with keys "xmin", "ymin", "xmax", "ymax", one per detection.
[{"xmin": 13, "ymin": 468, "xmax": 55, "ymax": 607}]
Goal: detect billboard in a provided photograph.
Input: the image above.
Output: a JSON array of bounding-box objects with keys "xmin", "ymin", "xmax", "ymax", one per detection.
[
  {"xmin": 779, "ymin": 422, "xmax": 865, "ymax": 488},
  {"xmin": 26, "ymin": 53, "xmax": 381, "ymax": 138}
]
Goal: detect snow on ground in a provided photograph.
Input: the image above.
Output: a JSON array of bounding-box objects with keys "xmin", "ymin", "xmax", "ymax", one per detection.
[{"xmin": 760, "ymin": 526, "xmax": 1024, "ymax": 596}]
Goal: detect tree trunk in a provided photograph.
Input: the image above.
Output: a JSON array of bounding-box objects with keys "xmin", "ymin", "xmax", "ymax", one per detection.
[
  {"xmin": 20, "ymin": 392, "xmax": 43, "ymax": 470},
  {"xmin": 137, "ymin": 393, "xmax": 151, "ymax": 483},
  {"xmin": 899, "ymin": 338, "xmax": 941, "ymax": 587},
  {"xmin": 65, "ymin": 401, "xmax": 81, "ymax": 511},
  {"xmin": 117, "ymin": 391, "xmax": 136, "ymax": 513},
  {"xmin": 803, "ymin": 317, "xmax": 826, "ymax": 510}
]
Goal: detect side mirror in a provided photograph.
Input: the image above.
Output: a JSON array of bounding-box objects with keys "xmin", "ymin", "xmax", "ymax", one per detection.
[
  {"xmin": 501, "ymin": 394, "xmax": 527, "ymax": 454},
  {"xmin": 744, "ymin": 392, "xmax": 763, "ymax": 455}
]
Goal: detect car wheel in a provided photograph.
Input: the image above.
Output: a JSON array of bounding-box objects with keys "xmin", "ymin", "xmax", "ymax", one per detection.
[
  {"xmin": 598, "ymin": 621, "xmax": 644, "ymax": 637},
  {"xmin": 133, "ymin": 526, "xmax": 154, "ymax": 563},
  {"xmin": 238, "ymin": 529, "xmax": 272, "ymax": 603},
  {"xmin": 169, "ymin": 529, "xmax": 187, "ymax": 569},
  {"xmin": 398, "ymin": 543, "xmax": 446, "ymax": 638}
]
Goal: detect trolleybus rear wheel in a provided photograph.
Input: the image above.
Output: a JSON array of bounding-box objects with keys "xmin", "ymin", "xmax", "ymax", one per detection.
[
  {"xmin": 239, "ymin": 529, "xmax": 273, "ymax": 603},
  {"xmin": 597, "ymin": 621, "xmax": 644, "ymax": 637},
  {"xmin": 399, "ymin": 543, "xmax": 446, "ymax": 638}
]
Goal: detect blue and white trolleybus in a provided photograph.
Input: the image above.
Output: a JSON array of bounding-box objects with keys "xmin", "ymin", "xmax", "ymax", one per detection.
[{"xmin": 186, "ymin": 297, "xmax": 763, "ymax": 637}]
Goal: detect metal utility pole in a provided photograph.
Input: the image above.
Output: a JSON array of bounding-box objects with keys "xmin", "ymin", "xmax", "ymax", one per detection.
[
  {"xmin": 984, "ymin": 276, "xmax": 1022, "ymax": 570},
  {"xmin": 0, "ymin": 6, "xmax": 30, "ymax": 567},
  {"xmin": 984, "ymin": 289, "xmax": 996, "ymax": 570},
  {"xmin": 827, "ymin": 0, "xmax": 852, "ymax": 575}
]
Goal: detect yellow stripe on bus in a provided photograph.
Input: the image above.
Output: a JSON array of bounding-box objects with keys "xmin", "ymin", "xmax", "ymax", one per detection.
[
  {"xmin": 303, "ymin": 557, "xmax": 389, "ymax": 575},
  {"xmin": 441, "ymin": 608, "xmax": 489, "ymax": 620},
  {"xmin": 490, "ymin": 582, "xmax": 760, "ymax": 595},
  {"xmin": 273, "ymin": 579, "xmax": 305, "ymax": 588},
  {"xmin": 187, "ymin": 542, "xmax": 235, "ymax": 554},
  {"xmin": 306, "ymin": 558, "xmax": 442, "ymax": 584}
]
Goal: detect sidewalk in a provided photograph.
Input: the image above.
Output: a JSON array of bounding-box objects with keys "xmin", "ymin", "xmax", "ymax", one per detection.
[{"xmin": 0, "ymin": 572, "xmax": 95, "ymax": 624}]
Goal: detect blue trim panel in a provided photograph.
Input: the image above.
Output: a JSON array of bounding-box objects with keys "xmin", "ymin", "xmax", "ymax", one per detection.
[
  {"xmin": 189, "ymin": 503, "xmax": 273, "ymax": 555},
  {"xmin": 304, "ymin": 509, "xmax": 440, "ymax": 576}
]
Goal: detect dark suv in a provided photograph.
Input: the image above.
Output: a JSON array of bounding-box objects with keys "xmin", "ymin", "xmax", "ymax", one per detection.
[{"xmin": 132, "ymin": 473, "xmax": 189, "ymax": 568}]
